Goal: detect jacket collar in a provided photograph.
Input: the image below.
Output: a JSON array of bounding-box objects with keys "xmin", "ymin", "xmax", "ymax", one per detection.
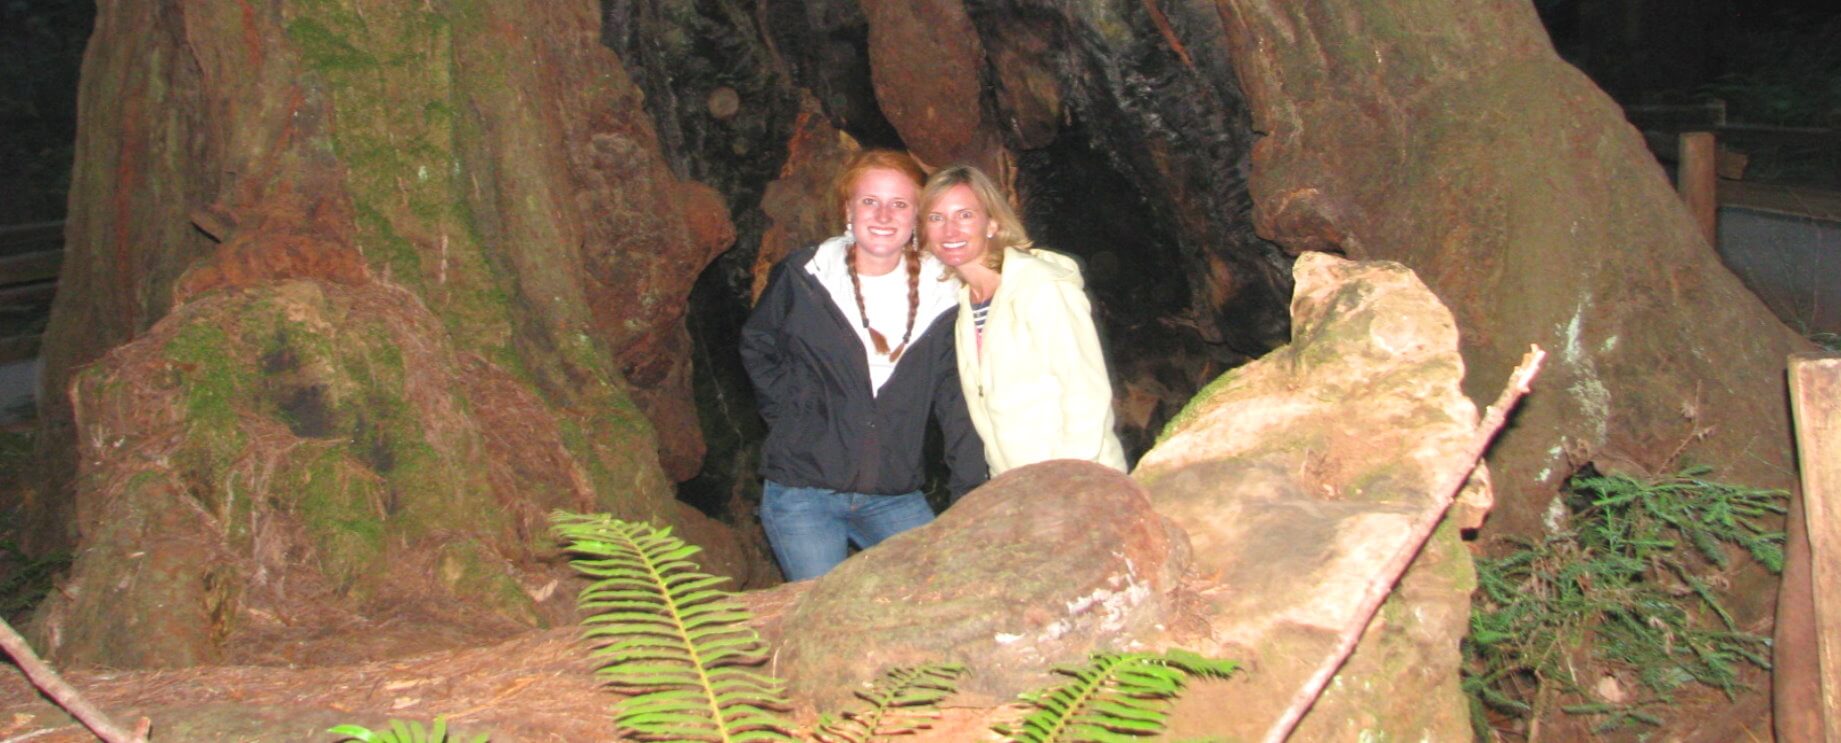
[
  {"xmin": 958, "ymin": 247, "xmax": 1084, "ymax": 306},
  {"xmin": 804, "ymin": 234, "xmax": 855, "ymax": 286},
  {"xmin": 802, "ymin": 234, "xmax": 964, "ymax": 336}
]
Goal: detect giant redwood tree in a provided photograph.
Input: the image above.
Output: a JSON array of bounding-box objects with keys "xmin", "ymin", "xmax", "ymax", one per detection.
[{"xmin": 2, "ymin": 0, "xmax": 1818, "ymax": 737}]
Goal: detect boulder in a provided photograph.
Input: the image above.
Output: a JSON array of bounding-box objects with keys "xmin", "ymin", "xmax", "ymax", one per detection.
[
  {"xmin": 774, "ymin": 461, "xmax": 1187, "ymax": 709},
  {"xmin": 1137, "ymin": 252, "xmax": 1485, "ymax": 740}
]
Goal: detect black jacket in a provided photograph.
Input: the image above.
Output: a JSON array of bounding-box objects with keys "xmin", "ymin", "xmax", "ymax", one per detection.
[{"xmin": 740, "ymin": 244, "xmax": 987, "ymax": 498}]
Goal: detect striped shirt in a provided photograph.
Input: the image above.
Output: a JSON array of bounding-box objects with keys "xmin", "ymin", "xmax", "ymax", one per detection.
[{"xmin": 972, "ymin": 298, "xmax": 991, "ymax": 352}]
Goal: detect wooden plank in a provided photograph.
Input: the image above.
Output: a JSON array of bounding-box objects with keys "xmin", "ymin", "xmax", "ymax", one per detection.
[
  {"xmin": 0, "ymin": 250, "xmax": 63, "ymax": 286},
  {"xmin": 1789, "ymin": 352, "xmax": 1841, "ymax": 742},
  {"xmin": 1678, "ymin": 132, "xmax": 1718, "ymax": 244},
  {"xmin": 0, "ymin": 221, "xmax": 64, "ymax": 252},
  {"xmin": 0, "ymin": 282, "xmax": 57, "ymax": 308},
  {"xmin": 0, "ymin": 336, "xmax": 41, "ymax": 365},
  {"xmin": 1722, "ymin": 181, "xmax": 1841, "ymax": 223},
  {"xmin": 1721, "ymin": 122, "xmax": 1835, "ymax": 138},
  {"xmin": 1716, "ymin": 149, "xmax": 1748, "ymax": 180},
  {"xmin": 1625, "ymin": 100, "xmax": 1726, "ymax": 130}
]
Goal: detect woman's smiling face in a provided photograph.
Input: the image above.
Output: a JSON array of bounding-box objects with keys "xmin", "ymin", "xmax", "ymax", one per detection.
[
  {"xmin": 922, "ymin": 183, "xmax": 993, "ymax": 270},
  {"xmin": 846, "ymin": 167, "xmax": 919, "ymax": 265}
]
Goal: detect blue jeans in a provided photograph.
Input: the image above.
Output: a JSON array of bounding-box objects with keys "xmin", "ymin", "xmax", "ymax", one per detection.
[{"xmin": 759, "ymin": 480, "xmax": 935, "ymax": 581}]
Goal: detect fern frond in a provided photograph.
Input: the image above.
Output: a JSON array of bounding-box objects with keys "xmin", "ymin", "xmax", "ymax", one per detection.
[
  {"xmin": 997, "ymin": 651, "xmax": 1239, "ymax": 742},
  {"xmin": 553, "ymin": 511, "xmax": 797, "ymax": 742},
  {"xmin": 326, "ymin": 716, "xmax": 487, "ymax": 743},
  {"xmin": 1465, "ymin": 468, "xmax": 1787, "ymax": 729},
  {"xmin": 815, "ymin": 663, "xmax": 967, "ymax": 742}
]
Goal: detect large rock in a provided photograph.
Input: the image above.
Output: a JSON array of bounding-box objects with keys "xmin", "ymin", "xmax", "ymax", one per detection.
[
  {"xmin": 1137, "ymin": 253, "xmax": 1484, "ymax": 740},
  {"xmin": 774, "ymin": 461, "xmax": 1187, "ymax": 709},
  {"xmin": 759, "ymin": 253, "xmax": 1488, "ymax": 739}
]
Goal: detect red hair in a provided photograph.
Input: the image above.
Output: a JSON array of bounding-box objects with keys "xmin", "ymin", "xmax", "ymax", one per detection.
[
  {"xmin": 834, "ymin": 149, "xmax": 926, "ymax": 229},
  {"xmin": 835, "ymin": 149, "xmax": 926, "ymax": 362}
]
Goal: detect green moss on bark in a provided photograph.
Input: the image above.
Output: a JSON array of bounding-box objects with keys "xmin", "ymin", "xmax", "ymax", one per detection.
[
  {"xmin": 282, "ymin": 0, "xmax": 513, "ymax": 353},
  {"xmin": 287, "ymin": 446, "xmax": 387, "ymax": 595},
  {"xmin": 164, "ymin": 323, "xmax": 250, "ymax": 457},
  {"xmin": 438, "ymin": 541, "xmax": 541, "ymax": 628},
  {"xmin": 172, "ymin": 285, "xmax": 526, "ymax": 613}
]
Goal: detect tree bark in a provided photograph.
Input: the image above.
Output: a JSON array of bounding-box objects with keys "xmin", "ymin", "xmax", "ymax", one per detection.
[
  {"xmin": 23, "ymin": 0, "xmax": 753, "ymax": 668},
  {"xmin": 1216, "ymin": 0, "xmax": 1803, "ymax": 543},
  {"xmin": 1216, "ymin": 1, "xmax": 1809, "ymax": 733}
]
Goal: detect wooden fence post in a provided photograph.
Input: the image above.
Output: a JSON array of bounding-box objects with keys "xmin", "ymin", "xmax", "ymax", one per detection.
[
  {"xmin": 1678, "ymin": 132, "xmax": 1718, "ymax": 244},
  {"xmin": 1789, "ymin": 352, "xmax": 1841, "ymax": 741}
]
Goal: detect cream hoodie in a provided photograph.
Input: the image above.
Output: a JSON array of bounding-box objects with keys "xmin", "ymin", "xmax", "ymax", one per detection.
[{"xmin": 955, "ymin": 247, "xmax": 1127, "ymax": 475}]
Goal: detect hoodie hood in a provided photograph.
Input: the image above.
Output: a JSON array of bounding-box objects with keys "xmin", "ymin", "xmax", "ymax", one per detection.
[{"xmin": 1000, "ymin": 247, "xmax": 1084, "ymax": 290}]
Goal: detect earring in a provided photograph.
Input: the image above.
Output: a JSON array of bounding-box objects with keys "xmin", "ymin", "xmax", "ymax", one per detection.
[{"xmin": 844, "ymin": 219, "xmax": 855, "ymax": 245}]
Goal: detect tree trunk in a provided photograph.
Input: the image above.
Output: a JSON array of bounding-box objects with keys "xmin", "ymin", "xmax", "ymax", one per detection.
[
  {"xmin": 1217, "ymin": 1, "xmax": 1809, "ymax": 735},
  {"xmin": 1217, "ymin": 0, "xmax": 1804, "ymax": 545},
  {"xmin": 22, "ymin": 0, "xmax": 754, "ymax": 668}
]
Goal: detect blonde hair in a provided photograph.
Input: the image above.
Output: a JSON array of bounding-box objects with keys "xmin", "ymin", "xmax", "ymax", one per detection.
[
  {"xmin": 836, "ymin": 149, "xmax": 926, "ymax": 361},
  {"xmin": 918, "ymin": 164, "xmax": 1032, "ymax": 272}
]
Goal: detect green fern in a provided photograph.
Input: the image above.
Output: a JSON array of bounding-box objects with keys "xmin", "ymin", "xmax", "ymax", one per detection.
[
  {"xmin": 552, "ymin": 511, "xmax": 797, "ymax": 742},
  {"xmin": 327, "ymin": 716, "xmax": 486, "ymax": 743},
  {"xmin": 1463, "ymin": 468, "xmax": 1786, "ymax": 733},
  {"xmin": 998, "ymin": 650, "xmax": 1239, "ymax": 742},
  {"xmin": 815, "ymin": 663, "xmax": 967, "ymax": 742},
  {"xmin": 0, "ymin": 537, "xmax": 69, "ymax": 622}
]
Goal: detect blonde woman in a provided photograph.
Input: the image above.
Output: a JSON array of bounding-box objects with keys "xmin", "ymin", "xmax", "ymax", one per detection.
[
  {"xmin": 919, "ymin": 164, "xmax": 1126, "ymax": 476},
  {"xmin": 740, "ymin": 150, "xmax": 987, "ymax": 580}
]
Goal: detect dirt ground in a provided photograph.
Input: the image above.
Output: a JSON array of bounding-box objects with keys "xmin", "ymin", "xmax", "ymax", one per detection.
[
  {"xmin": 2, "ymin": 624, "xmax": 616, "ymax": 742},
  {"xmin": 0, "ymin": 622, "xmax": 1782, "ymax": 743},
  {"xmin": 0, "ymin": 494, "xmax": 1785, "ymax": 743},
  {"xmin": 0, "ymin": 585, "xmax": 1030, "ymax": 742}
]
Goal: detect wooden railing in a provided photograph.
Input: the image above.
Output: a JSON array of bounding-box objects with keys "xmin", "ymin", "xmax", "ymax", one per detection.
[
  {"xmin": 1628, "ymin": 102, "xmax": 1841, "ymax": 237},
  {"xmin": 0, "ymin": 220, "xmax": 65, "ymax": 364},
  {"xmin": 1667, "ymin": 130, "xmax": 1841, "ymax": 240}
]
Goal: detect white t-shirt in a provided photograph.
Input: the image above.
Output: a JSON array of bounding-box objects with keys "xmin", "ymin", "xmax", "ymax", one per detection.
[
  {"xmin": 844, "ymin": 263, "xmax": 913, "ymax": 393},
  {"xmin": 805, "ymin": 236, "xmax": 960, "ymax": 396}
]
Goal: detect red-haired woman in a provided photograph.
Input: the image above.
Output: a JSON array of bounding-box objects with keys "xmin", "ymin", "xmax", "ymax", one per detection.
[{"xmin": 740, "ymin": 149, "xmax": 987, "ymax": 581}]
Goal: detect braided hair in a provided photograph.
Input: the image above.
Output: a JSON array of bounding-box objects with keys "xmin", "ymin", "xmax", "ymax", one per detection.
[
  {"xmin": 837, "ymin": 149, "xmax": 927, "ymax": 362},
  {"xmin": 844, "ymin": 239, "xmax": 923, "ymax": 361}
]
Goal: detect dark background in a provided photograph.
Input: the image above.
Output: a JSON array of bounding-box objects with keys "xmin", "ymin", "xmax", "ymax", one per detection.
[{"xmin": 4, "ymin": 1, "xmax": 1837, "ymax": 225}]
